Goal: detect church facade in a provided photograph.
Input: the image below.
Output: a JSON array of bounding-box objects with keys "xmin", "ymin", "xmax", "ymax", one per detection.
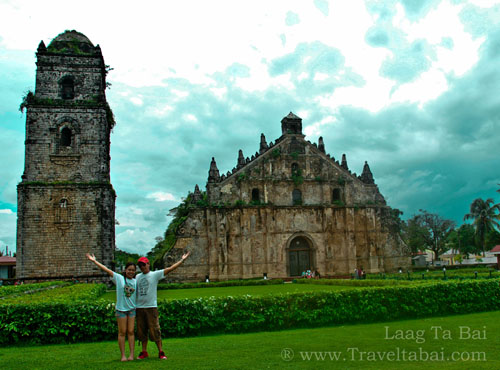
[
  {"xmin": 167, "ymin": 113, "xmax": 410, "ymax": 281},
  {"xmin": 16, "ymin": 31, "xmax": 115, "ymax": 279}
]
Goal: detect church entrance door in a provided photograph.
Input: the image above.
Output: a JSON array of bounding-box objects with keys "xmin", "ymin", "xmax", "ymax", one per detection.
[{"xmin": 289, "ymin": 236, "xmax": 311, "ymax": 276}]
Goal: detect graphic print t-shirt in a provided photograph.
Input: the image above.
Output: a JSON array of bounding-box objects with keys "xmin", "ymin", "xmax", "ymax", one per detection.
[
  {"xmin": 135, "ymin": 270, "xmax": 165, "ymax": 308},
  {"xmin": 110, "ymin": 273, "xmax": 136, "ymax": 312}
]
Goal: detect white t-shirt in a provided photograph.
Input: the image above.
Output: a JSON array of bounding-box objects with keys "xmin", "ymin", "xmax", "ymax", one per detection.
[
  {"xmin": 110, "ymin": 272, "xmax": 136, "ymax": 312},
  {"xmin": 135, "ymin": 270, "xmax": 165, "ymax": 308}
]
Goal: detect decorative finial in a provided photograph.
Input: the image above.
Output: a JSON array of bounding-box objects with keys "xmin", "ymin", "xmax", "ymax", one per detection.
[
  {"xmin": 360, "ymin": 161, "xmax": 375, "ymax": 184},
  {"xmin": 341, "ymin": 154, "xmax": 348, "ymax": 170},
  {"xmin": 260, "ymin": 133, "xmax": 268, "ymax": 154},
  {"xmin": 237, "ymin": 149, "xmax": 245, "ymax": 169},
  {"xmin": 318, "ymin": 137, "xmax": 325, "ymax": 153},
  {"xmin": 208, "ymin": 157, "xmax": 220, "ymax": 183}
]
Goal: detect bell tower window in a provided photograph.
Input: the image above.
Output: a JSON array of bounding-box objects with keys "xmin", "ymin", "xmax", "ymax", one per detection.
[
  {"xmin": 61, "ymin": 76, "xmax": 75, "ymax": 100},
  {"xmin": 60, "ymin": 127, "xmax": 72, "ymax": 147}
]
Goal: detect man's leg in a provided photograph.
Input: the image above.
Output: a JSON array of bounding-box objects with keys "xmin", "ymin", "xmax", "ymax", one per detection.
[
  {"xmin": 156, "ymin": 340, "xmax": 163, "ymax": 352},
  {"xmin": 136, "ymin": 308, "xmax": 149, "ymax": 359}
]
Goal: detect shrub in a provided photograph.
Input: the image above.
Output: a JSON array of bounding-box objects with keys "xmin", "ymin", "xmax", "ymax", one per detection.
[
  {"xmin": 0, "ymin": 281, "xmax": 69, "ymax": 298},
  {"xmin": 0, "ymin": 283, "xmax": 113, "ymax": 344},
  {"xmin": 2, "ymin": 280, "xmax": 499, "ymax": 345},
  {"xmin": 159, "ymin": 279, "xmax": 284, "ymax": 290}
]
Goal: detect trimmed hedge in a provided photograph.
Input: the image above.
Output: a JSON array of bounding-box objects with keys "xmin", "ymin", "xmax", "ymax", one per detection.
[
  {"xmin": 294, "ymin": 278, "xmax": 420, "ymax": 287},
  {"xmin": 158, "ymin": 278, "xmax": 284, "ymax": 290},
  {"xmin": 0, "ymin": 281, "xmax": 69, "ymax": 298},
  {"xmin": 0, "ymin": 283, "xmax": 105, "ymax": 304},
  {"xmin": 367, "ymin": 269, "xmax": 499, "ymax": 280},
  {"xmin": 1, "ymin": 280, "xmax": 499, "ymax": 345},
  {"xmin": 0, "ymin": 283, "xmax": 112, "ymax": 344}
]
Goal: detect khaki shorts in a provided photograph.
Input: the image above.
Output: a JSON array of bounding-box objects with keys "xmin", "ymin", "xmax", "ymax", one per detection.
[{"xmin": 136, "ymin": 307, "xmax": 161, "ymax": 342}]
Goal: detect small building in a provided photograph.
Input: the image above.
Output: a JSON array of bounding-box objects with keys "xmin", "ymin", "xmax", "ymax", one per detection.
[
  {"xmin": 490, "ymin": 245, "xmax": 500, "ymax": 269},
  {"xmin": 0, "ymin": 256, "xmax": 16, "ymax": 279},
  {"xmin": 412, "ymin": 252, "xmax": 427, "ymax": 267},
  {"xmin": 440, "ymin": 249, "xmax": 460, "ymax": 266}
]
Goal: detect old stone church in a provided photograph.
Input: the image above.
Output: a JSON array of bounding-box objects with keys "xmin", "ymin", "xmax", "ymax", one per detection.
[
  {"xmin": 168, "ymin": 113, "xmax": 410, "ymax": 281},
  {"xmin": 16, "ymin": 31, "xmax": 115, "ymax": 279}
]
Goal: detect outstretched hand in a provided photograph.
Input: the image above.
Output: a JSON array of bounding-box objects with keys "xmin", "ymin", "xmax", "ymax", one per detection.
[
  {"xmin": 182, "ymin": 251, "xmax": 191, "ymax": 260},
  {"xmin": 86, "ymin": 253, "xmax": 96, "ymax": 263}
]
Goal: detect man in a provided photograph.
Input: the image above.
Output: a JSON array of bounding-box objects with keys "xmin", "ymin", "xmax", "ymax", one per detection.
[{"xmin": 136, "ymin": 250, "xmax": 191, "ymax": 360}]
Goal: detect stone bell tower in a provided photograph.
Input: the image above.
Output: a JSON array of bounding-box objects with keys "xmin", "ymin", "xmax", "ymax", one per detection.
[{"xmin": 16, "ymin": 30, "xmax": 116, "ymax": 279}]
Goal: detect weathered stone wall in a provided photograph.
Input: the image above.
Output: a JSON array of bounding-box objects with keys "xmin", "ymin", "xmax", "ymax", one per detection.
[
  {"xmin": 23, "ymin": 107, "xmax": 110, "ymax": 183},
  {"xmin": 168, "ymin": 205, "xmax": 408, "ymax": 281},
  {"xmin": 208, "ymin": 135, "xmax": 385, "ymax": 208},
  {"xmin": 17, "ymin": 184, "xmax": 115, "ymax": 277}
]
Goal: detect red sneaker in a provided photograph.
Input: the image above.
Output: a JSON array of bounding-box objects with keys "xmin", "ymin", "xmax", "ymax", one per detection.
[
  {"xmin": 137, "ymin": 351, "xmax": 149, "ymax": 359},
  {"xmin": 159, "ymin": 351, "xmax": 167, "ymax": 360}
]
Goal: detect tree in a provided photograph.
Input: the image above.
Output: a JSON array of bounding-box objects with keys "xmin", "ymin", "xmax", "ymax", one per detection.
[
  {"xmin": 463, "ymin": 198, "xmax": 500, "ymax": 256},
  {"xmin": 402, "ymin": 217, "xmax": 429, "ymax": 254},
  {"xmin": 445, "ymin": 224, "xmax": 477, "ymax": 258},
  {"xmin": 146, "ymin": 190, "xmax": 207, "ymax": 269},
  {"xmin": 485, "ymin": 228, "xmax": 500, "ymax": 251},
  {"xmin": 406, "ymin": 210, "xmax": 455, "ymax": 262}
]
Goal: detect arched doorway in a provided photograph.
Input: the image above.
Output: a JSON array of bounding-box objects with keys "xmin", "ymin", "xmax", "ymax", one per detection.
[{"xmin": 288, "ymin": 236, "xmax": 311, "ymax": 276}]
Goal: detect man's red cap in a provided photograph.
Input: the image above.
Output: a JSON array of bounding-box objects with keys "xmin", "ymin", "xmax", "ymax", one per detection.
[{"xmin": 138, "ymin": 257, "xmax": 149, "ymax": 264}]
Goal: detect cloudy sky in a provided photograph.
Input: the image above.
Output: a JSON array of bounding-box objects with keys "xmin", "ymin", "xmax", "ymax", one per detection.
[{"xmin": 1, "ymin": 0, "xmax": 499, "ymax": 255}]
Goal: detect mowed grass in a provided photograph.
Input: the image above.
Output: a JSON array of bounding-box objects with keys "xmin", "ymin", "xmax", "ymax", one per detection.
[
  {"xmin": 1, "ymin": 310, "xmax": 499, "ymax": 369},
  {"xmin": 102, "ymin": 282, "xmax": 356, "ymax": 301}
]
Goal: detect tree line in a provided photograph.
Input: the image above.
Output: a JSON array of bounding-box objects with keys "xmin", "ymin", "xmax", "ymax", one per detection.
[{"xmin": 403, "ymin": 186, "xmax": 500, "ymax": 262}]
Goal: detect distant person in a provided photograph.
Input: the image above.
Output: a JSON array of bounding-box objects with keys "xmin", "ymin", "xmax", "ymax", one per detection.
[
  {"xmin": 86, "ymin": 253, "xmax": 137, "ymax": 362},
  {"xmin": 313, "ymin": 269, "xmax": 320, "ymax": 279},
  {"xmin": 136, "ymin": 251, "xmax": 191, "ymax": 360}
]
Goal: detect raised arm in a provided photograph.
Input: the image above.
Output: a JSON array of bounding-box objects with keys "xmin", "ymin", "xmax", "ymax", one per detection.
[
  {"xmin": 163, "ymin": 251, "xmax": 191, "ymax": 276},
  {"xmin": 86, "ymin": 253, "xmax": 114, "ymax": 277}
]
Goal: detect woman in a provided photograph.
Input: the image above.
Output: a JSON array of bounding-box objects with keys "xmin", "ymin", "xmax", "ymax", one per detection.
[{"xmin": 86, "ymin": 253, "xmax": 137, "ymax": 361}]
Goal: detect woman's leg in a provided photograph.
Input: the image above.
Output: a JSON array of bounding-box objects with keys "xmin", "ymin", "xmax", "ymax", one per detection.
[
  {"xmin": 117, "ymin": 316, "xmax": 128, "ymax": 361},
  {"xmin": 126, "ymin": 314, "xmax": 136, "ymax": 361}
]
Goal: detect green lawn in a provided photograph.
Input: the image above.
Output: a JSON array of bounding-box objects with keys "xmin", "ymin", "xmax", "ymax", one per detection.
[
  {"xmin": 102, "ymin": 282, "xmax": 356, "ymax": 301},
  {"xmin": 1, "ymin": 310, "xmax": 499, "ymax": 369}
]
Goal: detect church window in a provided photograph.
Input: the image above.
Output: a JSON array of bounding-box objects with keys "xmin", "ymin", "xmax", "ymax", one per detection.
[
  {"xmin": 251, "ymin": 188, "xmax": 260, "ymax": 203},
  {"xmin": 292, "ymin": 189, "xmax": 302, "ymax": 205},
  {"xmin": 60, "ymin": 76, "xmax": 75, "ymax": 100},
  {"xmin": 291, "ymin": 163, "xmax": 299, "ymax": 175},
  {"xmin": 60, "ymin": 127, "xmax": 72, "ymax": 147},
  {"xmin": 332, "ymin": 188, "xmax": 342, "ymax": 202},
  {"xmin": 60, "ymin": 199, "xmax": 68, "ymax": 208}
]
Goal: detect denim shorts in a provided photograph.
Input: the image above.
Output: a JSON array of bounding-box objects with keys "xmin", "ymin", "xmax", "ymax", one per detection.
[{"xmin": 116, "ymin": 309, "xmax": 136, "ymax": 318}]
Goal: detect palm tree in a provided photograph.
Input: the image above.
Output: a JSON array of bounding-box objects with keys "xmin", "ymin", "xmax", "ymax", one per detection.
[{"xmin": 464, "ymin": 198, "xmax": 500, "ymax": 256}]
